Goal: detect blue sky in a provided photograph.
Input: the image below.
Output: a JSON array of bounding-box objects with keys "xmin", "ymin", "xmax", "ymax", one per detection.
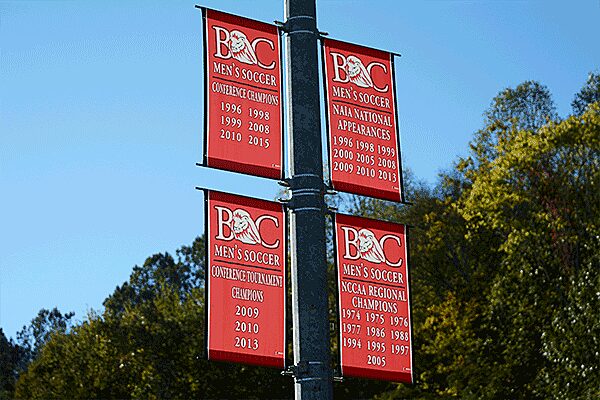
[{"xmin": 1, "ymin": 0, "xmax": 598, "ymax": 340}]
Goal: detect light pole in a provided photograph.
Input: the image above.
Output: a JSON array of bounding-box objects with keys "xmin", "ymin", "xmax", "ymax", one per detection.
[{"xmin": 284, "ymin": 0, "xmax": 333, "ymax": 398}]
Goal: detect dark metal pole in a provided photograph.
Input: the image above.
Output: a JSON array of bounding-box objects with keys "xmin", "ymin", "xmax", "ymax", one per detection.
[{"xmin": 284, "ymin": 0, "xmax": 333, "ymax": 399}]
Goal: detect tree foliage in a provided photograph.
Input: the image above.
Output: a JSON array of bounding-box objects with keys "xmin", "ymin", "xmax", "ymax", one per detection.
[
  {"xmin": 572, "ymin": 72, "xmax": 600, "ymax": 116},
  {"xmin": 352, "ymin": 79, "xmax": 599, "ymax": 399},
  {"xmin": 469, "ymin": 80, "xmax": 558, "ymax": 166},
  {"xmin": 0, "ymin": 329, "xmax": 24, "ymax": 399},
  {"xmin": 14, "ymin": 238, "xmax": 292, "ymax": 399},
  {"xmin": 5, "ymin": 75, "xmax": 600, "ymax": 399},
  {"xmin": 16, "ymin": 308, "xmax": 75, "ymax": 365}
]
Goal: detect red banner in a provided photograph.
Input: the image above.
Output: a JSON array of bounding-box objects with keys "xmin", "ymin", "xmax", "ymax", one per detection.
[
  {"xmin": 203, "ymin": 9, "xmax": 283, "ymax": 179},
  {"xmin": 323, "ymin": 39, "xmax": 403, "ymax": 202},
  {"xmin": 335, "ymin": 214, "xmax": 413, "ymax": 383},
  {"xmin": 206, "ymin": 191, "xmax": 286, "ymax": 368}
]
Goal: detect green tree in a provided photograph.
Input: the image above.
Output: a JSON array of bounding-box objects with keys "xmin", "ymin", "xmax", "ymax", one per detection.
[
  {"xmin": 0, "ymin": 329, "xmax": 25, "ymax": 399},
  {"xmin": 15, "ymin": 237, "xmax": 293, "ymax": 399},
  {"xmin": 12, "ymin": 74, "xmax": 600, "ymax": 400},
  {"xmin": 462, "ymin": 79, "xmax": 599, "ymax": 399},
  {"xmin": 375, "ymin": 79, "xmax": 599, "ymax": 399},
  {"xmin": 468, "ymin": 80, "xmax": 557, "ymax": 169},
  {"xmin": 572, "ymin": 72, "xmax": 600, "ymax": 116},
  {"xmin": 16, "ymin": 308, "xmax": 74, "ymax": 364}
]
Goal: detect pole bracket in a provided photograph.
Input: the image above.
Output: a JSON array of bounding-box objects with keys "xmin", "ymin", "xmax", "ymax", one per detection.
[
  {"xmin": 281, "ymin": 361, "xmax": 331, "ymax": 383},
  {"xmin": 285, "ymin": 174, "xmax": 327, "ymax": 212},
  {"xmin": 279, "ymin": 14, "xmax": 320, "ymax": 35}
]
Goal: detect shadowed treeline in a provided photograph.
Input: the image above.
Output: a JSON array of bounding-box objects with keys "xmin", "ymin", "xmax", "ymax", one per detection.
[{"xmin": 2, "ymin": 73, "xmax": 599, "ymax": 399}]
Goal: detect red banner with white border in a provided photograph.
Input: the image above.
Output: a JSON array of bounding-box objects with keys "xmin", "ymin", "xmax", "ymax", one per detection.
[
  {"xmin": 335, "ymin": 213, "xmax": 413, "ymax": 383},
  {"xmin": 206, "ymin": 191, "xmax": 285, "ymax": 368},
  {"xmin": 323, "ymin": 39, "xmax": 403, "ymax": 202},
  {"xmin": 203, "ymin": 9, "xmax": 283, "ymax": 179}
]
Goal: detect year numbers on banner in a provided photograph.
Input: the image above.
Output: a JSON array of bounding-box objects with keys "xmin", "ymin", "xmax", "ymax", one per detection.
[
  {"xmin": 248, "ymin": 108, "xmax": 270, "ymax": 120},
  {"xmin": 235, "ymin": 305, "xmax": 259, "ymax": 319},
  {"xmin": 234, "ymin": 336, "xmax": 259, "ymax": 350},
  {"xmin": 235, "ymin": 320, "xmax": 260, "ymax": 334},
  {"xmin": 248, "ymin": 135, "xmax": 270, "ymax": 149},
  {"xmin": 248, "ymin": 121, "xmax": 270, "ymax": 134},
  {"xmin": 221, "ymin": 116, "xmax": 242, "ymax": 128},
  {"xmin": 221, "ymin": 102, "xmax": 242, "ymax": 114},
  {"xmin": 220, "ymin": 129, "xmax": 242, "ymax": 142}
]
